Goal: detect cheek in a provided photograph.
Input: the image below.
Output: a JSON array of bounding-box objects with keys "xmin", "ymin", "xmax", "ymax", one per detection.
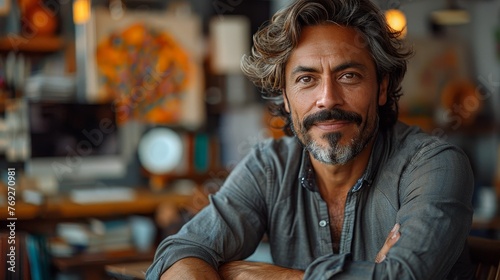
[
  {"xmin": 343, "ymin": 95, "xmax": 376, "ymax": 124},
  {"xmin": 286, "ymin": 95, "xmax": 306, "ymax": 118},
  {"xmin": 290, "ymin": 107, "xmax": 302, "ymax": 125},
  {"xmin": 288, "ymin": 106, "xmax": 307, "ymax": 132}
]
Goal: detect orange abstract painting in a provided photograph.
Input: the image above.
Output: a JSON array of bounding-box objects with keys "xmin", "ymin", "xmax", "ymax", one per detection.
[{"xmin": 95, "ymin": 23, "xmax": 194, "ymax": 124}]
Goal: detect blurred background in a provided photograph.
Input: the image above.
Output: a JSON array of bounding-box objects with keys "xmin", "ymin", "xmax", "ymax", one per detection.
[{"xmin": 0, "ymin": 0, "xmax": 499, "ymax": 279}]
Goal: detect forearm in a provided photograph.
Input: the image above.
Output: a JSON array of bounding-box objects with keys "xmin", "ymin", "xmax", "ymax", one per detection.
[
  {"xmin": 160, "ymin": 257, "xmax": 222, "ymax": 280},
  {"xmin": 219, "ymin": 261, "xmax": 304, "ymax": 280}
]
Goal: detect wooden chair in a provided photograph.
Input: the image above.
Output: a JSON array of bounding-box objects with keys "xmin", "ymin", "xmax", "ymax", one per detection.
[{"xmin": 468, "ymin": 236, "xmax": 500, "ymax": 280}]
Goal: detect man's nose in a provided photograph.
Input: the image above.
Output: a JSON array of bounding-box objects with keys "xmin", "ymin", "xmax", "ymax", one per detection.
[{"xmin": 315, "ymin": 79, "xmax": 344, "ymax": 109}]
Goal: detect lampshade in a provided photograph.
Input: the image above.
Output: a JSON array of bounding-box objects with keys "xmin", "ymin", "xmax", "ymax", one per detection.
[{"xmin": 385, "ymin": 9, "xmax": 407, "ymax": 39}]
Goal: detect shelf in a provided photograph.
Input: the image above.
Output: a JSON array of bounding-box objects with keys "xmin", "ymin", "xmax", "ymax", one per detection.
[
  {"xmin": 0, "ymin": 35, "xmax": 65, "ymax": 53},
  {"xmin": 0, "ymin": 201, "xmax": 41, "ymax": 220},
  {"xmin": 0, "ymin": 188, "xmax": 192, "ymax": 220},
  {"xmin": 45, "ymin": 189, "xmax": 192, "ymax": 219}
]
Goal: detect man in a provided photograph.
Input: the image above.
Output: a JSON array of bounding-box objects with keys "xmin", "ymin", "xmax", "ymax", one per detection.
[{"xmin": 147, "ymin": 0, "xmax": 474, "ymax": 279}]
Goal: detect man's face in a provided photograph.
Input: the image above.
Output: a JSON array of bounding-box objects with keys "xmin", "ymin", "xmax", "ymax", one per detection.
[{"xmin": 283, "ymin": 24, "xmax": 388, "ymax": 165}]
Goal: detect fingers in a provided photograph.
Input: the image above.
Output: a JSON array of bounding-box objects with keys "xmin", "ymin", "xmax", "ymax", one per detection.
[{"xmin": 375, "ymin": 223, "xmax": 401, "ymax": 263}]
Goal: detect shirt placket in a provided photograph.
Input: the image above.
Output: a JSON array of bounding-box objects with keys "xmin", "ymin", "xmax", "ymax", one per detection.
[
  {"xmin": 300, "ymin": 162, "xmax": 335, "ymax": 257},
  {"xmin": 315, "ymin": 192, "xmax": 334, "ymax": 256},
  {"xmin": 339, "ymin": 189, "xmax": 358, "ymax": 254}
]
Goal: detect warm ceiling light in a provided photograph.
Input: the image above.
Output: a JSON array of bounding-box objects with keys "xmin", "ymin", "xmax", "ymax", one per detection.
[
  {"xmin": 73, "ymin": 0, "xmax": 90, "ymax": 24},
  {"xmin": 385, "ymin": 9, "xmax": 407, "ymax": 39}
]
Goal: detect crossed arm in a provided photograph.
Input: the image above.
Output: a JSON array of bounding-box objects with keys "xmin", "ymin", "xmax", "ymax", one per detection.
[
  {"xmin": 159, "ymin": 224, "xmax": 401, "ymax": 280},
  {"xmin": 151, "ymin": 141, "xmax": 474, "ymax": 280}
]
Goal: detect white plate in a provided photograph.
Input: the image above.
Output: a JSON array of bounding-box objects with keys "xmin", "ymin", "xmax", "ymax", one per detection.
[{"xmin": 138, "ymin": 128, "xmax": 183, "ymax": 174}]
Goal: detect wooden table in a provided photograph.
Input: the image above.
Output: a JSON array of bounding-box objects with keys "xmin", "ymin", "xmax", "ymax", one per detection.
[{"xmin": 106, "ymin": 261, "xmax": 152, "ymax": 280}]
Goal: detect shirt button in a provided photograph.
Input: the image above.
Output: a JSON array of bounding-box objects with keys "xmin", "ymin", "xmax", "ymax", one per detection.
[{"xmin": 319, "ymin": 220, "xmax": 328, "ymax": 227}]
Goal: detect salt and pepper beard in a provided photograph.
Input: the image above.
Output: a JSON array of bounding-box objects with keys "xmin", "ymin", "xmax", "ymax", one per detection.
[{"xmin": 289, "ymin": 108, "xmax": 379, "ymax": 165}]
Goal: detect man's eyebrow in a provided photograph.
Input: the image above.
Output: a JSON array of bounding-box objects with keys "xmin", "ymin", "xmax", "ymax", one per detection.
[
  {"xmin": 332, "ymin": 62, "xmax": 367, "ymax": 72},
  {"xmin": 290, "ymin": 62, "xmax": 367, "ymax": 76},
  {"xmin": 291, "ymin": 66, "xmax": 319, "ymax": 76}
]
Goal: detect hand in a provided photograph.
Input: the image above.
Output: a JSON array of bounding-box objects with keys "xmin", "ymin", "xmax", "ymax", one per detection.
[
  {"xmin": 375, "ymin": 223, "xmax": 401, "ymax": 263},
  {"xmin": 219, "ymin": 261, "xmax": 304, "ymax": 280}
]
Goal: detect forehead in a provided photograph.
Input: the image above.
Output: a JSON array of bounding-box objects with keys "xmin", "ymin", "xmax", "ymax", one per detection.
[{"xmin": 286, "ymin": 24, "xmax": 374, "ymax": 71}]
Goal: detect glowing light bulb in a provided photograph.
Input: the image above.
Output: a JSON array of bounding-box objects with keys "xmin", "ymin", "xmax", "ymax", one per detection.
[
  {"xmin": 73, "ymin": 0, "xmax": 90, "ymax": 24},
  {"xmin": 385, "ymin": 9, "xmax": 407, "ymax": 39}
]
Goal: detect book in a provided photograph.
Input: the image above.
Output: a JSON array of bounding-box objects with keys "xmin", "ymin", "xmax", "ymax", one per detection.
[{"xmin": 54, "ymin": 218, "xmax": 134, "ymax": 255}]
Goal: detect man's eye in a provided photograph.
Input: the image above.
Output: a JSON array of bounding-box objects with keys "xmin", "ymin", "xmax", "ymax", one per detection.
[
  {"xmin": 340, "ymin": 72, "xmax": 361, "ymax": 83},
  {"xmin": 342, "ymin": 73, "xmax": 357, "ymax": 79},
  {"xmin": 298, "ymin": 76, "xmax": 313, "ymax": 83}
]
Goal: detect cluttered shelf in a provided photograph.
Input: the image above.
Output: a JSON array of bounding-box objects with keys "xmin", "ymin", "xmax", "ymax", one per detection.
[
  {"xmin": 0, "ymin": 35, "xmax": 65, "ymax": 52},
  {"xmin": 1, "ymin": 201, "xmax": 41, "ymax": 220},
  {"xmin": 0, "ymin": 187, "xmax": 193, "ymax": 220},
  {"xmin": 0, "ymin": 186, "xmax": 200, "ymax": 279},
  {"xmin": 46, "ymin": 189, "xmax": 192, "ymax": 219}
]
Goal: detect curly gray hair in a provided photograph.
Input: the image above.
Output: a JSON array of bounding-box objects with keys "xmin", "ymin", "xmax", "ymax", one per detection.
[{"xmin": 241, "ymin": 0, "xmax": 413, "ymax": 136}]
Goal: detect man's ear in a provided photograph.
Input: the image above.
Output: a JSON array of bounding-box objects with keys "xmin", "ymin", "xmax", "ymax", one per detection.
[
  {"xmin": 378, "ymin": 76, "xmax": 389, "ymax": 106},
  {"xmin": 282, "ymin": 90, "xmax": 290, "ymax": 113}
]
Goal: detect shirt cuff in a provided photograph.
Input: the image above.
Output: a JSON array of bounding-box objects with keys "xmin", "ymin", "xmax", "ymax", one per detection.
[{"xmin": 145, "ymin": 247, "xmax": 218, "ymax": 280}]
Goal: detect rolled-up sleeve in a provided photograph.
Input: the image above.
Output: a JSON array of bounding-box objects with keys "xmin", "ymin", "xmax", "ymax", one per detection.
[{"xmin": 146, "ymin": 146, "xmax": 270, "ymax": 279}]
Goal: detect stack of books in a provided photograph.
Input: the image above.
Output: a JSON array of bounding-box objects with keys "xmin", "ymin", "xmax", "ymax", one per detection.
[{"xmin": 51, "ymin": 218, "xmax": 133, "ymax": 257}]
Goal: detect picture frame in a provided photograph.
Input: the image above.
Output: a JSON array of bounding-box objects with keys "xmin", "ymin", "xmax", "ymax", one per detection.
[
  {"xmin": 400, "ymin": 37, "xmax": 473, "ymax": 119},
  {"xmin": 79, "ymin": 6, "xmax": 205, "ymax": 129}
]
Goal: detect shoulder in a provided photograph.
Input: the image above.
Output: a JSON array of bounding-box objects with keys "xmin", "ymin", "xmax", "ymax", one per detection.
[
  {"xmin": 240, "ymin": 137, "xmax": 304, "ymax": 190},
  {"xmin": 387, "ymin": 122, "xmax": 468, "ymax": 163},
  {"xmin": 383, "ymin": 121, "xmax": 473, "ymax": 192},
  {"xmin": 219, "ymin": 136, "xmax": 304, "ymax": 204},
  {"xmin": 378, "ymin": 121, "xmax": 474, "ymax": 188},
  {"xmin": 229, "ymin": 136, "xmax": 303, "ymax": 180},
  {"xmin": 252, "ymin": 136, "xmax": 303, "ymax": 163},
  {"xmin": 375, "ymin": 122, "xmax": 474, "ymax": 210}
]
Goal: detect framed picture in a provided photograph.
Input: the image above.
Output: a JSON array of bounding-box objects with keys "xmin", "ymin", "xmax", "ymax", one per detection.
[
  {"xmin": 81, "ymin": 7, "xmax": 205, "ymax": 129},
  {"xmin": 400, "ymin": 37, "xmax": 474, "ymax": 121}
]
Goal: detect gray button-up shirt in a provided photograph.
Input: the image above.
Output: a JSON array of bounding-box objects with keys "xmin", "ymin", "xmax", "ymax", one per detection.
[{"xmin": 147, "ymin": 122, "xmax": 474, "ymax": 279}]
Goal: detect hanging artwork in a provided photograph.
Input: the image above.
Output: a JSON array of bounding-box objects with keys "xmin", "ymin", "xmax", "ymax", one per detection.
[
  {"xmin": 400, "ymin": 38, "xmax": 476, "ymax": 126},
  {"xmin": 87, "ymin": 7, "xmax": 205, "ymax": 128}
]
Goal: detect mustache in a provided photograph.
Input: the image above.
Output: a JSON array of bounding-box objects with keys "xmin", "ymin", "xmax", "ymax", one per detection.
[{"xmin": 303, "ymin": 108, "xmax": 362, "ymax": 131}]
